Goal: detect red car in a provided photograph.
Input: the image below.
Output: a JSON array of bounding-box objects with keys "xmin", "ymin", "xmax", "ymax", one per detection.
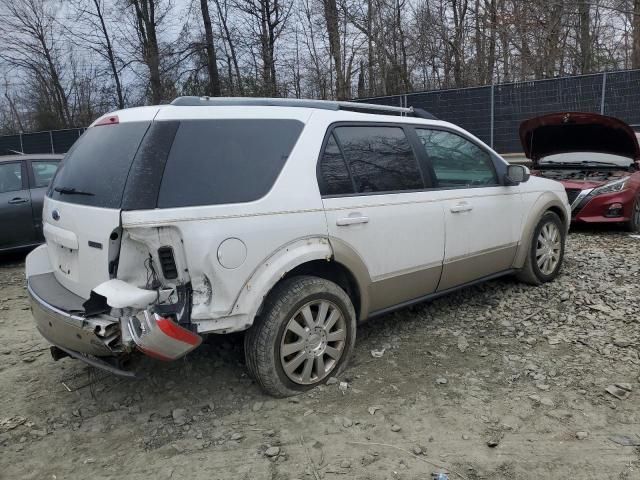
[{"xmin": 520, "ymin": 112, "xmax": 640, "ymax": 231}]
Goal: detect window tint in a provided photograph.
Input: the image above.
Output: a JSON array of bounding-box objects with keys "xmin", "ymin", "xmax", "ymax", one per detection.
[
  {"xmin": 31, "ymin": 161, "xmax": 59, "ymax": 188},
  {"xmin": 49, "ymin": 122, "xmax": 150, "ymax": 208},
  {"xmin": 318, "ymin": 133, "xmax": 353, "ymax": 196},
  {"xmin": 0, "ymin": 163, "xmax": 23, "ymax": 193},
  {"xmin": 333, "ymin": 126, "xmax": 423, "ymax": 193},
  {"xmin": 416, "ymin": 129, "xmax": 497, "ymax": 188},
  {"xmin": 157, "ymin": 119, "xmax": 304, "ymax": 208}
]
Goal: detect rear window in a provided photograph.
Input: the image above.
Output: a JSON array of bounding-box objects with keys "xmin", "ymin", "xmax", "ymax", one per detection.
[
  {"xmin": 157, "ymin": 119, "xmax": 304, "ymax": 208},
  {"xmin": 49, "ymin": 122, "xmax": 150, "ymax": 208}
]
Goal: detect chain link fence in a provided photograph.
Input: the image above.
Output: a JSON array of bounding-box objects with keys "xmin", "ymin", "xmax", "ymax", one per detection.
[
  {"xmin": 359, "ymin": 69, "xmax": 640, "ymax": 153},
  {"xmin": 1, "ymin": 69, "xmax": 639, "ymax": 156},
  {"xmin": 0, "ymin": 128, "xmax": 85, "ymax": 156}
]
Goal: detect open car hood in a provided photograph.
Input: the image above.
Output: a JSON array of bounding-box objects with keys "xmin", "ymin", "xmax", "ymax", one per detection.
[{"xmin": 519, "ymin": 112, "xmax": 640, "ymax": 163}]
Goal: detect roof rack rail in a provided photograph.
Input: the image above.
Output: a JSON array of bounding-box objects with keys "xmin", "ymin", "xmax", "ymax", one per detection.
[{"xmin": 170, "ymin": 96, "xmax": 437, "ymax": 119}]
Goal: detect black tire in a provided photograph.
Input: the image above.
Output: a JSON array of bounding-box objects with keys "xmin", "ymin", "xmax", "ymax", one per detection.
[
  {"xmin": 516, "ymin": 211, "xmax": 565, "ymax": 285},
  {"xmin": 244, "ymin": 275, "xmax": 356, "ymax": 397},
  {"xmin": 625, "ymin": 196, "xmax": 640, "ymax": 232}
]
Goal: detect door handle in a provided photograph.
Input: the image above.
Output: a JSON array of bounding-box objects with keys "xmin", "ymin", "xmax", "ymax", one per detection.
[
  {"xmin": 336, "ymin": 215, "xmax": 369, "ymax": 226},
  {"xmin": 450, "ymin": 202, "xmax": 473, "ymax": 213},
  {"xmin": 8, "ymin": 197, "xmax": 27, "ymax": 204}
]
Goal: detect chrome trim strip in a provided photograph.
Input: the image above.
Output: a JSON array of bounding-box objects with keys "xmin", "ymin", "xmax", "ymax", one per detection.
[{"xmin": 570, "ymin": 188, "xmax": 593, "ymax": 211}]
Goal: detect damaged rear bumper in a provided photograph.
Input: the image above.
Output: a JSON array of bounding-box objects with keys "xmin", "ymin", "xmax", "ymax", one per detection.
[
  {"xmin": 27, "ymin": 245, "xmax": 202, "ymax": 374},
  {"xmin": 28, "ymin": 279, "xmax": 122, "ymax": 357}
]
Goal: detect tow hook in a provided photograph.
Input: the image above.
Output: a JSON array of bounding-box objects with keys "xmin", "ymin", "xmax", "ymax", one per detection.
[{"xmin": 127, "ymin": 310, "xmax": 202, "ymax": 361}]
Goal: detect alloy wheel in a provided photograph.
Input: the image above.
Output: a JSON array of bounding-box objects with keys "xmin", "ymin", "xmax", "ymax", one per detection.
[
  {"xmin": 280, "ymin": 300, "xmax": 347, "ymax": 385},
  {"xmin": 535, "ymin": 222, "xmax": 562, "ymax": 275}
]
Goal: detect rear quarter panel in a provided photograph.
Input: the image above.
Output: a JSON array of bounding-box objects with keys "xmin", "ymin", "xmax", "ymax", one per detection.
[{"xmin": 120, "ymin": 110, "xmax": 330, "ymax": 332}]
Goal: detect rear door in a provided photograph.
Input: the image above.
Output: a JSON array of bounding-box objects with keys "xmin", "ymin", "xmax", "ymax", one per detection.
[
  {"xmin": 0, "ymin": 160, "xmax": 36, "ymax": 249},
  {"xmin": 27, "ymin": 159, "xmax": 60, "ymax": 241},
  {"xmin": 44, "ymin": 121, "xmax": 152, "ymax": 298},
  {"xmin": 319, "ymin": 124, "xmax": 445, "ymax": 313}
]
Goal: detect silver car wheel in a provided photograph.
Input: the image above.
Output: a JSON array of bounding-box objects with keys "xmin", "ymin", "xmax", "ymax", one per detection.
[
  {"xmin": 535, "ymin": 222, "xmax": 561, "ymax": 275},
  {"xmin": 280, "ymin": 300, "xmax": 347, "ymax": 385}
]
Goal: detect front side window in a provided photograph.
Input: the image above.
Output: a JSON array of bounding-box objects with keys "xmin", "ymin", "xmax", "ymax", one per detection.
[
  {"xmin": 416, "ymin": 129, "xmax": 497, "ymax": 188},
  {"xmin": 31, "ymin": 161, "xmax": 59, "ymax": 188},
  {"xmin": 333, "ymin": 126, "xmax": 423, "ymax": 193},
  {"xmin": 0, "ymin": 162, "xmax": 23, "ymax": 193}
]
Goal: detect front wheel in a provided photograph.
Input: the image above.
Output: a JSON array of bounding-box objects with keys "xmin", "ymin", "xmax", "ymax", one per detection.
[
  {"xmin": 244, "ymin": 276, "xmax": 356, "ymax": 397},
  {"xmin": 517, "ymin": 211, "xmax": 566, "ymax": 285}
]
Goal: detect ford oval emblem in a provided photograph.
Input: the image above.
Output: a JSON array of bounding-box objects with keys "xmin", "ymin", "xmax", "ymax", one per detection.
[{"xmin": 52, "ymin": 209, "xmax": 60, "ymax": 221}]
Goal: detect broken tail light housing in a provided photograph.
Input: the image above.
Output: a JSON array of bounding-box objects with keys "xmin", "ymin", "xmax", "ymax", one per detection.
[{"xmin": 127, "ymin": 311, "xmax": 201, "ymax": 361}]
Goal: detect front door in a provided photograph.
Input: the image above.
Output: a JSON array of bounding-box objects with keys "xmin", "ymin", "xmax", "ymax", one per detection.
[
  {"xmin": 0, "ymin": 161, "xmax": 36, "ymax": 249},
  {"xmin": 413, "ymin": 128, "xmax": 523, "ymax": 291},
  {"xmin": 318, "ymin": 124, "xmax": 445, "ymax": 314}
]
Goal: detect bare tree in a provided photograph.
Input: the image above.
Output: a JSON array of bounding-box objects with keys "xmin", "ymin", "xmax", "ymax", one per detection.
[
  {"xmin": 198, "ymin": 0, "xmax": 222, "ymax": 96},
  {"xmin": 0, "ymin": 0, "xmax": 72, "ymax": 126},
  {"xmin": 126, "ymin": 0, "xmax": 165, "ymax": 103},
  {"xmin": 68, "ymin": 0, "xmax": 126, "ymax": 109}
]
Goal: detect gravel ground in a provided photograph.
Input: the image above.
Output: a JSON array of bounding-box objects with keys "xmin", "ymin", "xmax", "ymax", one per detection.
[{"xmin": 1, "ymin": 227, "xmax": 639, "ymax": 480}]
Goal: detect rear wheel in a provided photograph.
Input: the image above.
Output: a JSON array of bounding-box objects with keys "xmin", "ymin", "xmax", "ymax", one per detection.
[
  {"xmin": 244, "ymin": 276, "xmax": 356, "ymax": 397},
  {"xmin": 625, "ymin": 196, "xmax": 640, "ymax": 232},
  {"xmin": 517, "ymin": 211, "xmax": 565, "ymax": 285}
]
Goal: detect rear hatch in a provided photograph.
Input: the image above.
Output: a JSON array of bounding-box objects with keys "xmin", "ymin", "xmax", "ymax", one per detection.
[{"xmin": 44, "ymin": 110, "xmax": 159, "ymax": 299}]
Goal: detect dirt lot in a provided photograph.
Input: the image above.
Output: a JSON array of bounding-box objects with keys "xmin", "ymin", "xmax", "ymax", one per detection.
[{"xmin": 1, "ymin": 227, "xmax": 639, "ymax": 480}]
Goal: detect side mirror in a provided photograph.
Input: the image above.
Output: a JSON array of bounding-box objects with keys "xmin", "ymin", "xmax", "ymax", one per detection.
[{"xmin": 505, "ymin": 165, "xmax": 530, "ymax": 185}]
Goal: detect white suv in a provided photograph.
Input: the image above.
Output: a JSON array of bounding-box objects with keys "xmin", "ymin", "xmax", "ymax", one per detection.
[{"xmin": 26, "ymin": 97, "xmax": 570, "ymax": 396}]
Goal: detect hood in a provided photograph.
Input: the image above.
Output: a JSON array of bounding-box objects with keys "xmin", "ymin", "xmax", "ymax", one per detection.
[{"xmin": 520, "ymin": 112, "xmax": 640, "ymax": 163}]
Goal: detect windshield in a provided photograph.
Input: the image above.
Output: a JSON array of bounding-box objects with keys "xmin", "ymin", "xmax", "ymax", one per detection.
[
  {"xmin": 49, "ymin": 122, "xmax": 150, "ymax": 208},
  {"xmin": 539, "ymin": 152, "xmax": 633, "ymax": 167}
]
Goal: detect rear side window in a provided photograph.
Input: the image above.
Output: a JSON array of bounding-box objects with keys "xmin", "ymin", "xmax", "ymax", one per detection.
[
  {"xmin": 318, "ymin": 134, "xmax": 354, "ymax": 196},
  {"xmin": 332, "ymin": 126, "xmax": 423, "ymax": 194},
  {"xmin": 49, "ymin": 122, "xmax": 150, "ymax": 208},
  {"xmin": 31, "ymin": 161, "xmax": 59, "ymax": 188},
  {"xmin": 416, "ymin": 129, "xmax": 497, "ymax": 188},
  {"xmin": 157, "ymin": 119, "xmax": 304, "ymax": 208}
]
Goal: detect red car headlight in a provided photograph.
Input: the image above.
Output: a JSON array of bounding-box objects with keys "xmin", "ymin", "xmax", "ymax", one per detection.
[{"xmin": 591, "ymin": 177, "xmax": 629, "ymax": 196}]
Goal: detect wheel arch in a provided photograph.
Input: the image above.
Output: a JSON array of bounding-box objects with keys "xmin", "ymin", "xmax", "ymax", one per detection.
[
  {"xmin": 231, "ymin": 236, "xmax": 371, "ymax": 328},
  {"xmin": 513, "ymin": 193, "xmax": 569, "ymax": 269}
]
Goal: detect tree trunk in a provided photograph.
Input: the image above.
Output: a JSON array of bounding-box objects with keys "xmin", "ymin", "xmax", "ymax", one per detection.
[
  {"xmin": 200, "ymin": 0, "xmax": 221, "ymax": 96},
  {"xmin": 633, "ymin": 0, "xmax": 640, "ymax": 68},
  {"xmin": 93, "ymin": 0, "xmax": 125, "ymax": 109},
  {"xmin": 130, "ymin": 0, "xmax": 163, "ymax": 104},
  {"xmin": 323, "ymin": 0, "xmax": 346, "ymax": 99},
  {"xmin": 578, "ymin": 0, "xmax": 591, "ymax": 73},
  {"xmin": 214, "ymin": 0, "xmax": 244, "ymax": 95}
]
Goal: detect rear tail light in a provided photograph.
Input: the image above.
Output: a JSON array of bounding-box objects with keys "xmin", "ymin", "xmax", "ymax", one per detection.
[
  {"xmin": 127, "ymin": 311, "xmax": 201, "ymax": 361},
  {"xmin": 158, "ymin": 246, "xmax": 178, "ymax": 279}
]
